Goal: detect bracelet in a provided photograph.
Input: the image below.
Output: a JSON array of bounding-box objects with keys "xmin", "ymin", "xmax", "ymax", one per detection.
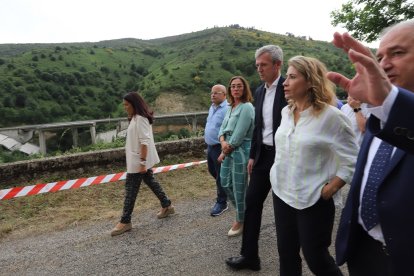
[
  {"xmin": 353, "ymin": 107, "xmax": 362, "ymax": 113},
  {"xmin": 140, "ymin": 160, "xmax": 147, "ymax": 166}
]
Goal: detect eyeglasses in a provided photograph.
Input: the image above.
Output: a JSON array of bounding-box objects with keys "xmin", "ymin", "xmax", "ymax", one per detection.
[
  {"xmin": 211, "ymin": 92, "xmax": 224, "ymax": 95},
  {"xmin": 230, "ymin": 84, "xmax": 244, "ymax": 90}
]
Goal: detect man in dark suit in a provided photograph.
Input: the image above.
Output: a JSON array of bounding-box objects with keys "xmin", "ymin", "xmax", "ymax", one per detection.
[
  {"xmin": 226, "ymin": 45, "xmax": 287, "ymax": 271},
  {"xmin": 328, "ymin": 20, "xmax": 414, "ymax": 276}
]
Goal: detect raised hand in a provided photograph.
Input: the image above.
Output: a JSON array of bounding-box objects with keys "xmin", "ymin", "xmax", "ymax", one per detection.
[{"xmin": 327, "ymin": 32, "xmax": 392, "ymax": 106}]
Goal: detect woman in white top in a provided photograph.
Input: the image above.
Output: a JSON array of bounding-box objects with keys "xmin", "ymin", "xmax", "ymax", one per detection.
[
  {"xmin": 111, "ymin": 92, "xmax": 174, "ymax": 236},
  {"xmin": 269, "ymin": 56, "xmax": 358, "ymax": 275}
]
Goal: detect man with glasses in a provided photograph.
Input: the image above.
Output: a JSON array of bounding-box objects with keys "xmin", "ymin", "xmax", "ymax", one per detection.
[
  {"xmin": 226, "ymin": 45, "xmax": 287, "ymax": 271},
  {"xmin": 205, "ymin": 84, "xmax": 229, "ymax": 216}
]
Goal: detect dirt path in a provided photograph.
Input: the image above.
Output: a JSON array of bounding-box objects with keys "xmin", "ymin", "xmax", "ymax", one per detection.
[{"xmin": 0, "ymin": 195, "xmax": 348, "ymax": 275}]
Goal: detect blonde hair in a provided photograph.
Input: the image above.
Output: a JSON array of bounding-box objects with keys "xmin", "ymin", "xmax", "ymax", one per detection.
[{"xmin": 287, "ymin": 56, "xmax": 336, "ymax": 115}]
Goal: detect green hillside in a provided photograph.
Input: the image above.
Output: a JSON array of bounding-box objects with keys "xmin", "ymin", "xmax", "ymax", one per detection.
[{"xmin": 0, "ymin": 26, "xmax": 354, "ymax": 128}]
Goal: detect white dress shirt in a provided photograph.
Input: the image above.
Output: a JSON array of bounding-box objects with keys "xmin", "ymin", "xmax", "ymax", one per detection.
[
  {"xmin": 270, "ymin": 104, "xmax": 358, "ymax": 209},
  {"xmin": 262, "ymin": 76, "xmax": 281, "ymax": 146},
  {"xmin": 125, "ymin": 115, "xmax": 160, "ymax": 173},
  {"xmin": 358, "ymin": 86, "xmax": 399, "ymax": 243}
]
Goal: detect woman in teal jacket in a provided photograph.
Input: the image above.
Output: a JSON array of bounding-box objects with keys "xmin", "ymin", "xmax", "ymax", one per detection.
[{"xmin": 218, "ymin": 76, "xmax": 255, "ymax": 237}]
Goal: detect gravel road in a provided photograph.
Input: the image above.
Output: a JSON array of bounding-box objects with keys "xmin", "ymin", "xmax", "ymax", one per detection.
[{"xmin": 0, "ymin": 194, "xmax": 349, "ymax": 275}]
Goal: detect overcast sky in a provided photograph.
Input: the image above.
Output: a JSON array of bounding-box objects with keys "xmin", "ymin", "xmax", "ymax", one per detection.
[{"xmin": 1, "ymin": 0, "xmax": 377, "ymax": 47}]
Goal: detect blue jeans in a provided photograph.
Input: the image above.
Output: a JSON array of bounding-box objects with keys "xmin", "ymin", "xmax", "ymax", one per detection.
[{"xmin": 207, "ymin": 144, "xmax": 227, "ymax": 204}]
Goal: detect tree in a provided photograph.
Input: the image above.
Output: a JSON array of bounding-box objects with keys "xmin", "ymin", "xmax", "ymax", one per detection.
[
  {"xmin": 234, "ymin": 39, "xmax": 242, "ymax": 47},
  {"xmin": 331, "ymin": 0, "xmax": 414, "ymax": 42},
  {"xmin": 15, "ymin": 93, "xmax": 27, "ymax": 108}
]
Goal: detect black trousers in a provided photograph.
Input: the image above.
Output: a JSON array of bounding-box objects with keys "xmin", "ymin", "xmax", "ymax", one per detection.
[
  {"xmin": 240, "ymin": 146, "xmax": 275, "ymax": 259},
  {"xmin": 347, "ymin": 225, "xmax": 396, "ymax": 276},
  {"xmin": 273, "ymin": 194, "xmax": 343, "ymax": 276},
  {"xmin": 120, "ymin": 170, "xmax": 171, "ymax": 223}
]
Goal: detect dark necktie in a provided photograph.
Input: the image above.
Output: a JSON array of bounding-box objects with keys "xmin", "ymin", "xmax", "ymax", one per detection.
[{"xmin": 361, "ymin": 140, "xmax": 394, "ymax": 230}]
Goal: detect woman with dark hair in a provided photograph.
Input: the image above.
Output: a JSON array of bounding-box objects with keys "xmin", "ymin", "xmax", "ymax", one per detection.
[
  {"xmin": 111, "ymin": 92, "xmax": 174, "ymax": 236},
  {"xmin": 218, "ymin": 76, "xmax": 255, "ymax": 237}
]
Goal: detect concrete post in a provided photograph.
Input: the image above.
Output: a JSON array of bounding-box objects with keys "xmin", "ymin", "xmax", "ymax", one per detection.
[
  {"xmin": 192, "ymin": 116, "xmax": 197, "ymax": 132},
  {"xmin": 38, "ymin": 130, "xmax": 46, "ymax": 154},
  {"xmin": 90, "ymin": 124, "xmax": 96, "ymax": 144},
  {"xmin": 116, "ymin": 122, "xmax": 121, "ymax": 135},
  {"xmin": 72, "ymin": 128, "xmax": 78, "ymax": 148}
]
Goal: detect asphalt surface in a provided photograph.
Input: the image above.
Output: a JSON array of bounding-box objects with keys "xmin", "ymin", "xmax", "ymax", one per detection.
[{"xmin": 0, "ymin": 194, "xmax": 349, "ymax": 275}]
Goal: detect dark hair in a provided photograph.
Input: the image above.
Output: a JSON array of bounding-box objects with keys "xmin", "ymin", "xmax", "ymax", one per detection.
[
  {"xmin": 227, "ymin": 76, "xmax": 253, "ymax": 106},
  {"xmin": 123, "ymin": 92, "xmax": 154, "ymax": 124}
]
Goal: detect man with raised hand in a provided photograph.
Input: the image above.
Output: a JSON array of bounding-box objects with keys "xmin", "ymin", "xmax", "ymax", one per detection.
[{"xmin": 328, "ymin": 20, "xmax": 414, "ymax": 276}]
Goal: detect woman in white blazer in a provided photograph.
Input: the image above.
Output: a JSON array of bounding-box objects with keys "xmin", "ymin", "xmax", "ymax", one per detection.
[{"xmin": 111, "ymin": 92, "xmax": 175, "ymax": 236}]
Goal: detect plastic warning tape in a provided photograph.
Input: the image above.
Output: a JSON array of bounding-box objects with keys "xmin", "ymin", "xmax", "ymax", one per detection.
[{"xmin": 0, "ymin": 160, "xmax": 207, "ymax": 201}]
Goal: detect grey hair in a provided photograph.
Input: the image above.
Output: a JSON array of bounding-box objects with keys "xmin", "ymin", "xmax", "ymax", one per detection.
[
  {"xmin": 380, "ymin": 19, "xmax": 414, "ymax": 39},
  {"xmin": 255, "ymin": 45, "xmax": 283, "ymax": 63}
]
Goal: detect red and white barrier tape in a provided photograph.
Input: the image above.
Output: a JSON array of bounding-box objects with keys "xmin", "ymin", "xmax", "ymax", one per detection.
[{"xmin": 0, "ymin": 160, "xmax": 207, "ymax": 201}]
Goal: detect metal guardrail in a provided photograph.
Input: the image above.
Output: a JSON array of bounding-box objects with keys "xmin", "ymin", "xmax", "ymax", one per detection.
[
  {"xmin": 0, "ymin": 111, "xmax": 209, "ymax": 154},
  {"xmin": 0, "ymin": 111, "xmax": 209, "ymax": 131}
]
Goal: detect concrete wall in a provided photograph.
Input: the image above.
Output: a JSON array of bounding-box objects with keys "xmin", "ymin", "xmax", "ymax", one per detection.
[{"xmin": 0, "ymin": 137, "xmax": 206, "ymax": 187}]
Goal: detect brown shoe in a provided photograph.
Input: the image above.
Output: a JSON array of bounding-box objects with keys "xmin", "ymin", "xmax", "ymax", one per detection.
[
  {"xmin": 111, "ymin": 222, "xmax": 132, "ymax": 236},
  {"xmin": 157, "ymin": 205, "xmax": 175, "ymax": 219}
]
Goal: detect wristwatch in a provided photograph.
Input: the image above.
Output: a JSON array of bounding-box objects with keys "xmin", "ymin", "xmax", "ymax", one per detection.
[{"xmin": 353, "ymin": 107, "xmax": 362, "ymax": 113}]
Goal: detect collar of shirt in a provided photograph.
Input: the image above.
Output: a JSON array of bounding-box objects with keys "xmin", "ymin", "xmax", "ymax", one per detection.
[
  {"xmin": 261, "ymin": 76, "xmax": 281, "ymax": 146},
  {"xmin": 212, "ymin": 99, "xmax": 228, "ymax": 109},
  {"xmin": 265, "ymin": 75, "xmax": 281, "ymax": 91},
  {"xmin": 288, "ymin": 105, "xmax": 312, "ymax": 117}
]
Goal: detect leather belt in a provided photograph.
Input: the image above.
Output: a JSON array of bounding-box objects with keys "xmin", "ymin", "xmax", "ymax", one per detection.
[{"xmin": 262, "ymin": 144, "xmax": 274, "ymax": 150}]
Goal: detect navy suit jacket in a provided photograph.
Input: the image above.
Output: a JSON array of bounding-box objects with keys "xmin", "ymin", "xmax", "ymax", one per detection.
[
  {"xmin": 336, "ymin": 88, "xmax": 414, "ymax": 275},
  {"xmin": 249, "ymin": 77, "xmax": 287, "ymax": 165}
]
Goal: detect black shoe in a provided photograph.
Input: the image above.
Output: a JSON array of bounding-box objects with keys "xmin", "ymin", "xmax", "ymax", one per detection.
[{"xmin": 225, "ymin": 256, "xmax": 261, "ymax": 271}]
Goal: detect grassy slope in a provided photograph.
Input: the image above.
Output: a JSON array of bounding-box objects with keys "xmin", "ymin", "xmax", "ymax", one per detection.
[{"xmin": 0, "ymin": 27, "xmax": 353, "ymax": 128}]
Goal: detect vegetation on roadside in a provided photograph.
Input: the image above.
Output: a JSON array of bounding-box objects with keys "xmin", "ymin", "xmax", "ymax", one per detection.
[{"xmin": 0, "ymin": 25, "xmax": 354, "ymax": 128}]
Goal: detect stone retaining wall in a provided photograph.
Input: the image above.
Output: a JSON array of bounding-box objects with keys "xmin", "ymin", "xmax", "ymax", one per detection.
[{"xmin": 0, "ymin": 137, "xmax": 206, "ymax": 187}]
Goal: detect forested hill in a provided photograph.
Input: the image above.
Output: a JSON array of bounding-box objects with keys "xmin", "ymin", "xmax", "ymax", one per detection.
[{"xmin": 0, "ymin": 26, "xmax": 353, "ymax": 128}]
